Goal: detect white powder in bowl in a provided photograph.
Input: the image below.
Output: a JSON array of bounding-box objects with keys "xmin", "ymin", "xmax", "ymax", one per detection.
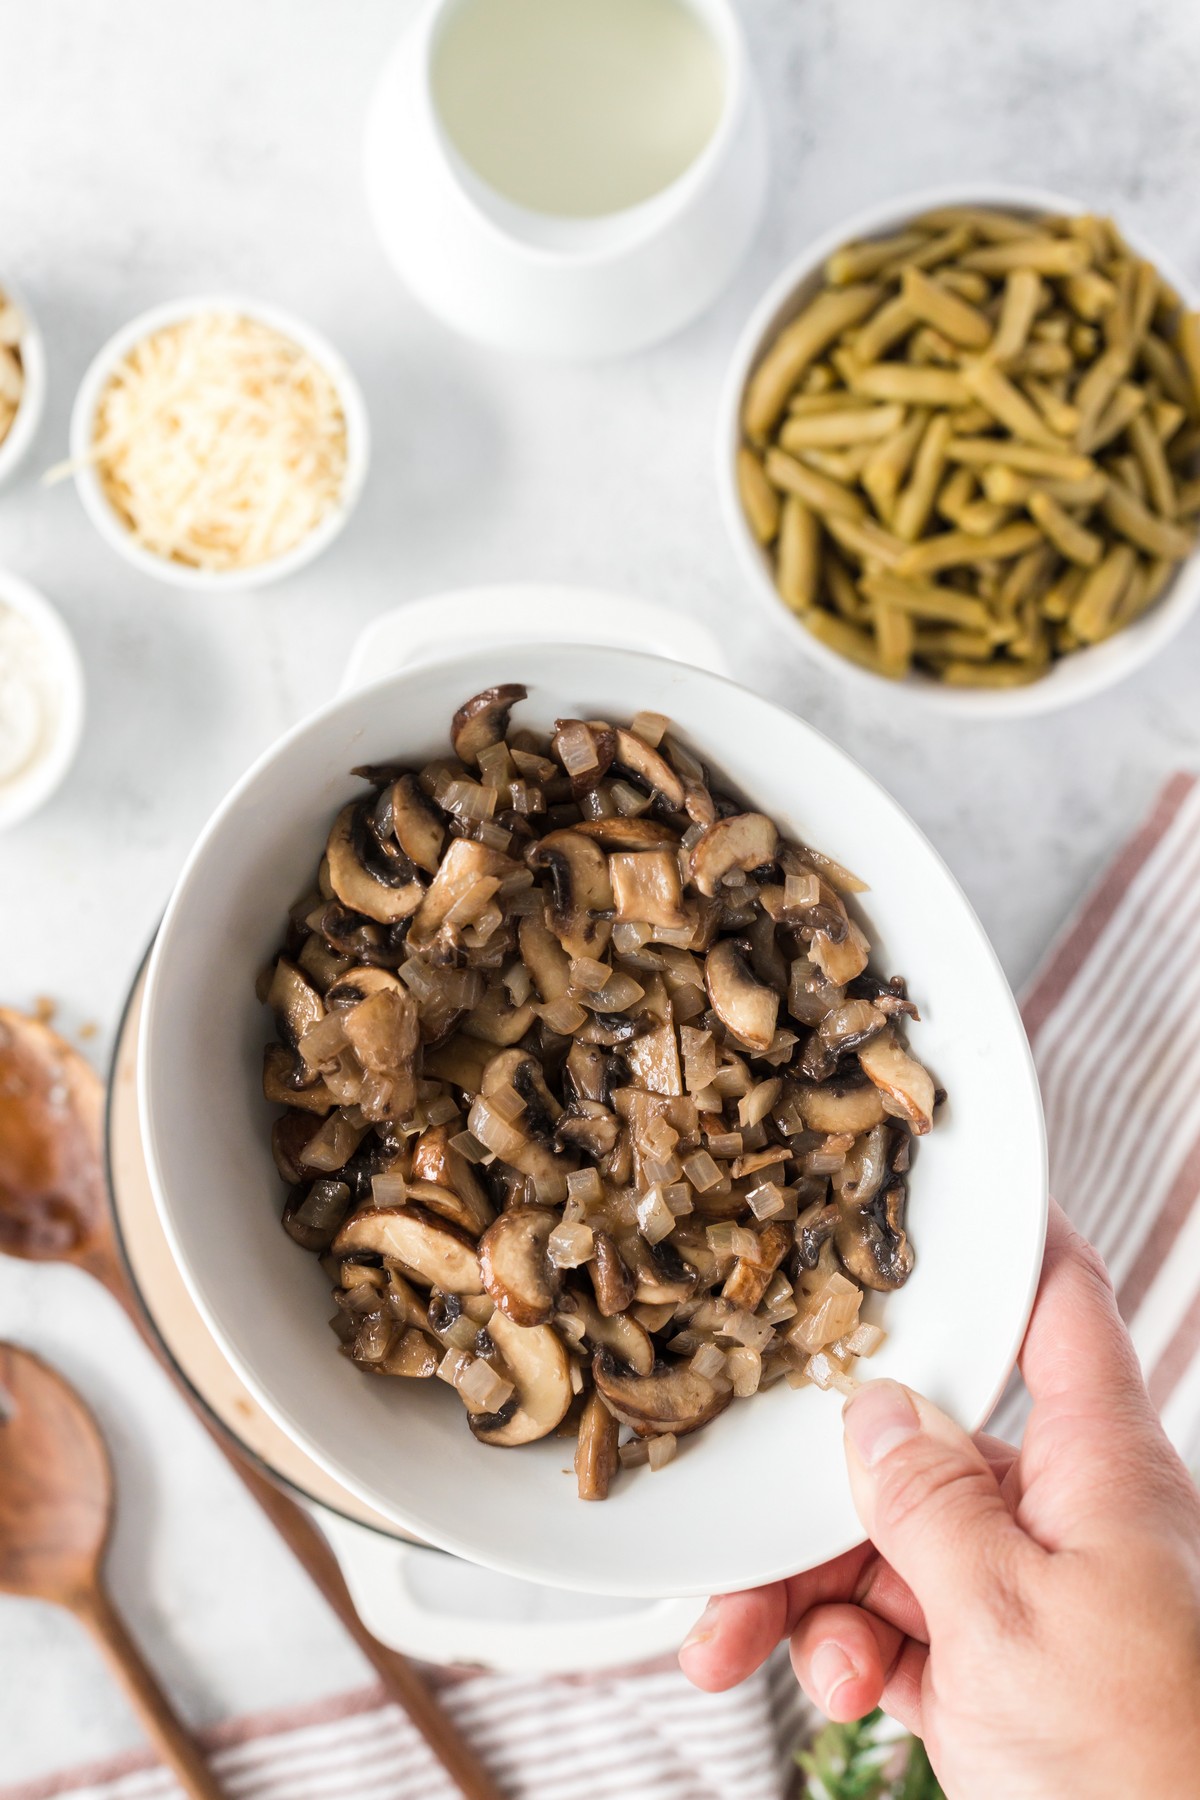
[{"xmin": 0, "ymin": 602, "xmax": 57, "ymax": 788}]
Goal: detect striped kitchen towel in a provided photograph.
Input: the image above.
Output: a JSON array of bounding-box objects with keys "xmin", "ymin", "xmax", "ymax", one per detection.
[
  {"xmin": 992, "ymin": 770, "xmax": 1200, "ymax": 1463},
  {"xmin": 10, "ymin": 772, "xmax": 1200, "ymax": 1800},
  {"xmin": 0, "ymin": 1658, "xmax": 813, "ymax": 1800}
]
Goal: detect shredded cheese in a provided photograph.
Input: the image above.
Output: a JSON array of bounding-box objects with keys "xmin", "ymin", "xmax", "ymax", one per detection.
[{"xmin": 90, "ymin": 311, "xmax": 349, "ymax": 572}]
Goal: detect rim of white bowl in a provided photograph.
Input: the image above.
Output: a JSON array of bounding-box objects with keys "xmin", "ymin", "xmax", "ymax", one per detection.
[
  {"xmin": 719, "ymin": 181, "xmax": 1200, "ymax": 719},
  {"xmin": 69, "ymin": 294, "xmax": 371, "ymax": 593},
  {"xmin": 0, "ymin": 569, "xmax": 86, "ymax": 830},
  {"xmin": 0, "ymin": 276, "xmax": 48, "ymax": 490}
]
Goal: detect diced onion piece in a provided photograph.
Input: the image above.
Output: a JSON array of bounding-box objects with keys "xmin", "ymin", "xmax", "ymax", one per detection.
[
  {"xmin": 422, "ymin": 1092, "xmax": 460, "ymax": 1128},
  {"xmin": 566, "ymin": 1166, "xmax": 605, "ymax": 1206},
  {"xmin": 611, "ymin": 780, "xmax": 652, "ymax": 817},
  {"xmin": 570, "ymin": 956, "xmax": 611, "ymax": 993},
  {"xmin": 632, "ymin": 1301, "xmax": 677, "ymax": 1332},
  {"xmin": 441, "ymin": 1313, "xmax": 479, "ymax": 1352},
  {"xmin": 371, "ymin": 1171, "xmax": 408, "ymax": 1208},
  {"xmin": 672, "ymin": 984, "xmax": 707, "ymax": 1024},
  {"xmin": 759, "ymin": 1029, "xmax": 800, "ymax": 1067},
  {"xmin": 746, "ymin": 1180, "xmax": 787, "ymax": 1221},
  {"xmin": 711, "ymin": 1058, "xmax": 753, "ymax": 1099},
  {"xmin": 303, "ymin": 1109, "xmax": 365, "ymax": 1172},
  {"xmin": 568, "ymin": 1359, "xmax": 585, "ymax": 1395},
  {"xmin": 449, "ymin": 1130, "xmax": 489, "ymax": 1163},
  {"xmin": 489, "ymin": 1082, "xmax": 527, "ymax": 1124},
  {"xmin": 588, "ymin": 972, "xmax": 644, "ymax": 1013},
  {"xmin": 629, "ymin": 710, "xmax": 670, "ymax": 748},
  {"xmin": 502, "ymin": 962, "xmax": 533, "ymax": 1007},
  {"xmin": 682, "ymin": 1150, "xmax": 723, "ymax": 1192},
  {"xmin": 468, "ymin": 1095, "xmax": 528, "ymax": 1163},
  {"xmin": 476, "ymin": 740, "xmax": 514, "ymax": 788},
  {"xmin": 456, "ymin": 1357, "xmax": 515, "ymax": 1412},
  {"xmin": 637, "ymin": 1184, "xmax": 675, "ymax": 1245},
  {"xmin": 355, "ymin": 1311, "xmax": 395, "ymax": 1363},
  {"xmin": 437, "ymin": 1346, "xmax": 474, "ymax": 1387},
  {"xmin": 707, "ymin": 1223, "xmax": 761, "ymax": 1261},
  {"xmin": 643, "ymin": 1114, "xmax": 679, "ymax": 1157},
  {"xmin": 704, "ymin": 1129, "xmax": 744, "ymax": 1157},
  {"xmin": 548, "ymin": 1222, "xmax": 595, "ymax": 1268},
  {"xmin": 796, "ymin": 844, "xmax": 868, "ymax": 894},
  {"xmin": 643, "ymin": 1152, "xmax": 682, "ymax": 1186},
  {"xmin": 788, "ymin": 1277, "xmax": 862, "ymax": 1354},
  {"xmin": 443, "ymin": 779, "xmax": 498, "ymax": 823},
  {"xmin": 680, "ymin": 1025, "xmax": 719, "ymax": 1093},
  {"xmin": 647, "ymin": 1432, "xmax": 678, "ymax": 1471},
  {"xmin": 804, "ymin": 1351, "xmax": 837, "ymax": 1391},
  {"xmin": 726, "ymin": 1346, "xmax": 762, "ymax": 1397},
  {"xmin": 298, "ymin": 1012, "xmax": 350, "ymax": 1071},
  {"xmin": 445, "ymin": 876, "xmax": 502, "ymax": 928},
  {"xmin": 843, "ymin": 1321, "xmax": 886, "ymax": 1357},
  {"xmin": 612, "ymin": 920, "xmax": 653, "ymax": 954},
  {"xmin": 619, "ymin": 1436, "xmax": 652, "ymax": 1468},
  {"xmin": 760, "ymin": 1271, "xmax": 798, "ymax": 1323},
  {"xmin": 663, "ymin": 1182, "xmax": 694, "ymax": 1218},
  {"xmin": 556, "ymin": 722, "xmax": 602, "ymax": 776},
  {"xmin": 738, "ymin": 1077, "xmax": 783, "ymax": 1129},
  {"xmin": 535, "ymin": 997, "xmax": 589, "ymax": 1034},
  {"xmin": 690, "ymin": 1342, "xmax": 726, "ymax": 1380},
  {"xmin": 398, "ymin": 957, "xmax": 440, "ymax": 1000},
  {"xmin": 784, "ymin": 870, "xmax": 821, "ymax": 909},
  {"xmin": 722, "ymin": 1309, "xmax": 775, "ymax": 1353}
]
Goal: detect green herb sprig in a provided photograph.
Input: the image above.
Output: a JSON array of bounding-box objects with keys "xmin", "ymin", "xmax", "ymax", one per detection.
[{"xmin": 797, "ymin": 1709, "xmax": 945, "ymax": 1800}]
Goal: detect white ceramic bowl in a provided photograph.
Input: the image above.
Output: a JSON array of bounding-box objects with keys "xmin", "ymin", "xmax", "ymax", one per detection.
[
  {"xmin": 69, "ymin": 295, "xmax": 370, "ymax": 592},
  {"xmin": 0, "ymin": 569, "xmax": 85, "ymax": 831},
  {"xmin": 363, "ymin": 0, "xmax": 768, "ymax": 359},
  {"xmin": 139, "ymin": 644, "xmax": 1046, "ymax": 1598},
  {"xmin": 0, "ymin": 276, "xmax": 47, "ymax": 489},
  {"xmin": 719, "ymin": 182, "xmax": 1200, "ymax": 718}
]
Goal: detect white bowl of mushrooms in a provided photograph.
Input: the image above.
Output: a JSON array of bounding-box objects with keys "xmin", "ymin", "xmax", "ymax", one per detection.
[{"xmin": 140, "ymin": 644, "xmax": 1046, "ymax": 1598}]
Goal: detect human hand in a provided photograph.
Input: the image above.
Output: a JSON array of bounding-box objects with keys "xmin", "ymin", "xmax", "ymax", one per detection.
[{"xmin": 679, "ymin": 1201, "xmax": 1200, "ymax": 1799}]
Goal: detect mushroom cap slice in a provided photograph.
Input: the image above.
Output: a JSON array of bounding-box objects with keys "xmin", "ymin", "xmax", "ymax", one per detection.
[
  {"xmin": 263, "ymin": 1044, "xmax": 335, "ymax": 1114},
  {"xmin": 794, "ymin": 1074, "xmax": 885, "ymax": 1135},
  {"xmin": 857, "ymin": 1028, "xmax": 935, "ymax": 1134},
  {"xmin": 619, "ymin": 1231, "xmax": 698, "ymax": 1306},
  {"xmin": 705, "ymin": 939, "xmax": 779, "ymax": 1056},
  {"xmin": 574, "ymin": 817, "xmax": 681, "ymax": 851},
  {"xmin": 325, "ymin": 966, "xmax": 403, "ymax": 1008},
  {"xmin": 268, "ymin": 957, "xmax": 324, "ymax": 1048},
  {"xmin": 479, "ymin": 1206, "xmax": 561, "ymax": 1326},
  {"xmin": 527, "ymin": 829, "xmax": 614, "ymax": 960},
  {"xmin": 451, "ymin": 684, "xmax": 528, "ymax": 766},
  {"xmin": 609, "ymin": 850, "xmax": 689, "ymax": 930},
  {"xmin": 386, "ymin": 772, "xmax": 445, "ymax": 875},
  {"xmin": 333, "ymin": 1204, "xmax": 483, "ymax": 1295},
  {"xmin": 517, "ymin": 914, "xmax": 571, "ymax": 1001},
  {"xmin": 592, "ymin": 1351, "xmax": 730, "ymax": 1438},
  {"xmin": 461, "ymin": 982, "xmax": 538, "ymax": 1046},
  {"xmin": 402, "ymin": 1178, "xmax": 490, "ymax": 1240},
  {"xmin": 409, "ymin": 838, "xmax": 522, "ymax": 948},
  {"xmin": 613, "ymin": 729, "xmax": 686, "ymax": 811},
  {"xmin": 836, "ymin": 1181, "xmax": 915, "ymax": 1291},
  {"xmin": 588, "ymin": 1229, "xmax": 636, "ymax": 1315},
  {"xmin": 326, "ymin": 802, "xmax": 425, "ymax": 925},
  {"xmin": 468, "ymin": 1308, "xmax": 573, "ymax": 1446},
  {"xmin": 557, "ymin": 1289, "xmax": 654, "ymax": 1376},
  {"xmin": 411, "ymin": 1123, "xmax": 494, "ymax": 1236},
  {"xmin": 687, "ymin": 813, "xmax": 779, "ymax": 897}
]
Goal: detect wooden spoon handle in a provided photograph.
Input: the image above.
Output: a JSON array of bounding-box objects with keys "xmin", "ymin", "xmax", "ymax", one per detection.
[
  {"xmin": 87, "ymin": 1241, "xmax": 505, "ymax": 1800},
  {"xmin": 74, "ymin": 1583, "xmax": 226, "ymax": 1800}
]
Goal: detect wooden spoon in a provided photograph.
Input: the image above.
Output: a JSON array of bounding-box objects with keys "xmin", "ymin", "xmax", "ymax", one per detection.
[
  {"xmin": 0, "ymin": 1010, "xmax": 504, "ymax": 1800},
  {"xmin": 0, "ymin": 1344, "xmax": 225, "ymax": 1800}
]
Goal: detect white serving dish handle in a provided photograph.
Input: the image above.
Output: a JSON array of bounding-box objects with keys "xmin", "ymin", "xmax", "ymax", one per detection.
[
  {"xmin": 320, "ymin": 1510, "xmax": 703, "ymax": 1675},
  {"xmin": 337, "ymin": 582, "xmax": 729, "ymax": 693},
  {"xmin": 319, "ymin": 580, "xmax": 719, "ymax": 1670}
]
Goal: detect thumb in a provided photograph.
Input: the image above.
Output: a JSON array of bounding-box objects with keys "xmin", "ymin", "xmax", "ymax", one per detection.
[{"xmin": 842, "ymin": 1380, "xmax": 1042, "ymax": 1636}]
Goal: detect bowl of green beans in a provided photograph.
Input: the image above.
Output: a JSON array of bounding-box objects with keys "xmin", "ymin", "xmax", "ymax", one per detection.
[{"xmin": 719, "ymin": 183, "xmax": 1200, "ymax": 714}]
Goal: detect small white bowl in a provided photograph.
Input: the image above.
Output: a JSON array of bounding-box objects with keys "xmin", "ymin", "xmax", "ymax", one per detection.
[
  {"xmin": 0, "ymin": 570, "xmax": 85, "ymax": 831},
  {"xmin": 719, "ymin": 182, "xmax": 1200, "ymax": 718},
  {"xmin": 69, "ymin": 295, "xmax": 370, "ymax": 593},
  {"xmin": 0, "ymin": 276, "xmax": 47, "ymax": 489}
]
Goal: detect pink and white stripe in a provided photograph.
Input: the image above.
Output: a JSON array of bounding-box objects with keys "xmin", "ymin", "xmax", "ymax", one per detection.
[
  {"xmin": 995, "ymin": 771, "xmax": 1200, "ymax": 1462},
  {"xmin": 12, "ymin": 774, "xmax": 1200, "ymax": 1800}
]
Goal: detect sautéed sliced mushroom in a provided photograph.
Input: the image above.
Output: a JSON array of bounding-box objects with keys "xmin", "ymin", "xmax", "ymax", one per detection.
[{"xmin": 259, "ymin": 686, "xmax": 943, "ymax": 1498}]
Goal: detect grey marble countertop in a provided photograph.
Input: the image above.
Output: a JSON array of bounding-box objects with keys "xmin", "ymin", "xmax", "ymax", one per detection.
[{"xmin": 3, "ymin": 0, "xmax": 1200, "ymax": 1781}]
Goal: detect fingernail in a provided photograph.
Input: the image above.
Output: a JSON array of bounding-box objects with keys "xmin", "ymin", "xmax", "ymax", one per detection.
[
  {"xmin": 843, "ymin": 1380, "xmax": 920, "ymax": 1468},
  {"xmin": 810, "ymin": 1641, "xmax": 856, "ymax": 1713},
  {"xmin": 680, "ymin": 1600, "xmax": 720, "ymax": 1655}
]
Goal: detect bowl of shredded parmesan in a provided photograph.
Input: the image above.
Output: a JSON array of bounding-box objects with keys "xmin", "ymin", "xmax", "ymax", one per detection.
[{"xmin": 66, "ymin": 297, "xmax": 369, "ymax": 589}]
